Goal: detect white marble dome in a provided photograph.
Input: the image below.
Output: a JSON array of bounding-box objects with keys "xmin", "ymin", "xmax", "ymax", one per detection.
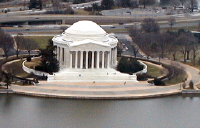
[
  {"xmin": 53, "ymin": 20, "xmax": 118, "ymax": 46},
  {"xmin": 65, "ymin": 20, "xmax": 106, "ymax": 36}
]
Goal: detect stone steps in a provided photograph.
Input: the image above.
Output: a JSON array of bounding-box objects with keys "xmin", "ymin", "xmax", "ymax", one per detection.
[{"xmin": 48, "ymin": 68, "xmax": 138, "ymax": 82}]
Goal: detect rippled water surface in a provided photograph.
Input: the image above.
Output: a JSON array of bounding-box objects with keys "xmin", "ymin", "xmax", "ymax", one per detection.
[{"xmin": 0, "ymin": 94, "xmax": 200, "ymax": 128}]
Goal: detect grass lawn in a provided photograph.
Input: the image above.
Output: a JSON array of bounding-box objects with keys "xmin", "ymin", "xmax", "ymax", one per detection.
[
  {"xmin": 143, "ymin": 62, "xmax": 163, "ymax": 78},
  {"xmin": 165, "ymin": 73, "xmax": 187, "ymax": 85},
  {"xmin": 106, "ymin": 28, "xmax": 128, "ymax": 33},
  {"xmin": 25, "ymin": 58, "xmax": 41, "ymax": 69},
  {"xmin": 143, "ymin": 61, "xmax": 187, "ymax": 85},
  {"xmin": 4, "ymin": 59, "xmax": 30, "ymax": 78},
  {"xmin": 161, "ymin": 25, "xmax": 199, "ymax": 32},
  {"xmin": 24, "ymin": 36, "xmax": 53, "ymax": 49},
  {"xmin": 74, "ymin": 9, "xmax": 90, "ymax": 15}
]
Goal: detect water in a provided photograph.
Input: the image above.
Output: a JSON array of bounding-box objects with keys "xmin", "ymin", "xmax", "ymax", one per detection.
[{"xmin": 0, "ymin": 94, "xmax": 200, "ymax": 128}]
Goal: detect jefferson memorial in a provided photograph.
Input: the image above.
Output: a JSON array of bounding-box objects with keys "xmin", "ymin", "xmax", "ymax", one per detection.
[{"xmin": 47, "ymin": 20, "xmax": 139, "ymax": 83}]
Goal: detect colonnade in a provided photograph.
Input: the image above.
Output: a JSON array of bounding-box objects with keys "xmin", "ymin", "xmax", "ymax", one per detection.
[
  {"xmin": 56, "ymin": 47, "xmax": 67, "ymax": 66},
  {"xmin": 56, "ymin": 46, "xmax": 117, "ymax": 69},
  {"xmin": 70, "ymin": 51, "xmax": 110, "ymax": 69}
]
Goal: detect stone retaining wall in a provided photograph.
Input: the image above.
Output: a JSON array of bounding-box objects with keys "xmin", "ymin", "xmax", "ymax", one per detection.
[
  {"xmin": 135, "ymin": 61, "xmax": 147, "ymax": 74},
  {"xmin": 22, "ymin": 60, "xmax": 49, "ymax": 76}
]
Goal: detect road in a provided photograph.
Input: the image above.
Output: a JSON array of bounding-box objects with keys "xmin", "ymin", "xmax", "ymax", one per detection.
[{"xmin": 2, "ymin": 18, "xmax": 199, "ymax": 35}]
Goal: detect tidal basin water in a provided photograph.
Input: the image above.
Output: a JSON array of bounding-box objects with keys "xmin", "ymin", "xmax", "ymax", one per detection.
[{"xmin": 1, "ymin": 94, "xmax": 200, "ymax": 128}]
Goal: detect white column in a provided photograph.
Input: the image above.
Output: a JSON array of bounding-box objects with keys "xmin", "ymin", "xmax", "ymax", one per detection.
[
  {"xmin": 111, "ymin": 48, "xmax": 113, "ymax": 65},
  {"xmin": 107, "ymin": 52, "xmax": 110, "ymax": 68},
  {"xmin": 92, "ymin": 51, "xmax": 94, "ymax": 69},
  {"xmin": 55, "ymin": 46, "xmax": 57, "ymax": 59},
  {"xmin": 86, "ymin": 51, "xmax": 88, "ymax": 69},
  {"xmin": 114, "ymin": 47, "xmax": 117, "ymax": 65},
  {"xmin": 80, "ymin": 51, "xmax": 83, "ymax": 69},
  {"xmin": 75, "ymin": 51, "xmax": 78, "ymax": 69},
  {"xmin": 64, "ymin": 48, "xmax": 67, "ymax": 66},
  {"xmin": 102, "ymin": 51, "xmax": 105, "ymax": 68},
  {"xmin": 70, "ymin": 52, "xmax": 72, "ymax": 68},
  {"xmin": 112, "ymin": 48, "xmax": 114, "ymax": 65},
  {"xmin": 97, "ymin": 51, "xmax": 99, "ymax": 69},
  {"xmin": 57, "ymin": 47, "xmax": 60, "ymax": 62},
  {"xmin": 60, "ymin": 47, "xmax": 63, "ymax": 65},
  {"xmin": 62, "ymin": 48, "xmax": 64, "ymax": 66}
]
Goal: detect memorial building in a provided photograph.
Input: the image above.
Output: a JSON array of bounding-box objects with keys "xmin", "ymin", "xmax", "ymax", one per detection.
[{"xmin": 47, "ymin": 20, "xmax": 138, "ymax": 83}]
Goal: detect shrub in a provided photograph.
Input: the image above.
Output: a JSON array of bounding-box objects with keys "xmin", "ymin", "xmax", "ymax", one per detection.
[
  {"xmin": 137, "ymin": 73, "xmax": 148, "ymax": 81},
  {"xmin": 45, "ymin": 9, "xmax": 74, "ymax": 14},
  {"xmin": 26, "ymin": 57, "xmax": 32, "ymax": 62},
  {"xmin": 117, "ymin": 57, "xmax": 143, "ymax": 74},
  {"xmin": 153, "ymin": 78, "xmax": 165, "ymax": 86},
  {"xmin": 189, "ymin": 80, "xmax": 194, "ymax": 89}
]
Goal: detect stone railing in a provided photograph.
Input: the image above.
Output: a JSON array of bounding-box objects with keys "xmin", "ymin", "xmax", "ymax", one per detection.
[
  {"xmin": 22, "ymin": 60, "xmax": 49, "ymax": 76},
  {"xmin": 134, "ymin": 61, "xmax": 147, "ymax": 74}
]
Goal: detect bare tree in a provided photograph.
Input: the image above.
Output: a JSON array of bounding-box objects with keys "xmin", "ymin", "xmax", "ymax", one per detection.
[
  {"xmin": 176, "ymin": 32, "xmax": 196, "ymax": 62},
  {"xmin": 155, "ymin": 32, "xmax": 175, "ymax": 58},
  {"xmin": 168, "ymin": 16, "xmax": 176, "ymax": 29},
  {"xmin": 128, "ymin": 25, "xmax": 141, "ymax": 38},
  {"xmin": 15, "ymin": 34, "xmax": 25, "ymax": 58},
  {"xmin": 190, "ymin": 0, "xmax": 198, "ymax": 12},
  {"xmin": 0, "ymin": 30, "xmax": 14, "ymax": 59},
  {"xmin": 60, "ymin": 26, "xmax": 68, "ymax": 32},
  {"xmin": 179, "ymin": 0, "xmax": 187, "ymax": 6},
  {"xmin": 51, "ymin": 0, "xmax": 61, "ymax": 11},
  {"xmin": 191, "ymin": 41, "xmax": 198, "ymax": 65},
  {"xmin": 184, "ymin": 0, "xmax": 198, "ymax": 12},
  {"xmin": 141, "ymin": 18, "xmax": 160, "ymax": 33},
  {"xmin": 134, "ymin": 33, "xmax": 157, "ymax": 58},
  {"xmin": 139, "ymin": 0, "xmax": 147, "ymax": 8},
  {"xmin": 170, "ymin": 44, "xmax": 179, "ymax": 60},
  {"xmin": 20, "ymin": 38, "xmax": 38, "ymax": 55},
  {"xmin": 169, "ymin": 0, "xmax": 181, "ymax": 9},
  {"xmin": 130, "ymin": 43, "xmax": 139, "ymax": 58}
]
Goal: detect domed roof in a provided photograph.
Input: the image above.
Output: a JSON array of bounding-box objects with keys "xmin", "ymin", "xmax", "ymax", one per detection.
[{"xmin": 65, "ymin": 20, "xmax": 106, "ymax": 35}]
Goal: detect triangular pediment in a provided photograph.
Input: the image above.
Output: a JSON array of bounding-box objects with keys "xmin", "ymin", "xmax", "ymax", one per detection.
[{"xmin": 70, "ymin": 40, "xmax": 110, "ymax": 51}]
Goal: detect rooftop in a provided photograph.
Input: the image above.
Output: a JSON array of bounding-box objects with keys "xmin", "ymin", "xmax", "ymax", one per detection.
[{"xmin": 65, "ymin": 20, "xmax": 106, "ymax": 36}]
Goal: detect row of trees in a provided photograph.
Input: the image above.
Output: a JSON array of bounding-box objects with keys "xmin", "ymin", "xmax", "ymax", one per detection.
[
  {"xmin": 85, "ymin": 0, "xmax": 156, "ymax": 11},
  {"xmin": 29, "ymin": 0, "xmax": 42, "ymax": 10},
  {"xmin": 129, "ymin": 18, "xmax": 198, "ymax": 64},
  {"xmin": 161, "ymin": 0, "xmax": 198, "ymax": 12},
  {"xmin": 15, "ymin": 35, "xmax": 38, "ymax": 57},
  {"xmin": 101, "ymin": 0, "xmax": 156, "ymax": 10},
  {"xmin": 28, "ymin": 0, "xmax": 74, "ymax": 14},
  {"xmin": 0, "ymin": 29, "xmax": 39, "ymax": 59}
]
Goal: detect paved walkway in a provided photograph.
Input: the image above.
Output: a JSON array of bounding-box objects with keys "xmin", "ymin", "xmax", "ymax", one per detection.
[
  {"xmin": 157, "ymin": 59, "xmax": 200, "ymax": 87},
  {"xmin": 9, "ymin": 59, "xmax": 200, "ymax": 99}
]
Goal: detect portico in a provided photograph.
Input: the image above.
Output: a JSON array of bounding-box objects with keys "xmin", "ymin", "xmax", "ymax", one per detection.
[{"xmin": 55, "ymin": 47, "xmax": 117, "ymax": 69}]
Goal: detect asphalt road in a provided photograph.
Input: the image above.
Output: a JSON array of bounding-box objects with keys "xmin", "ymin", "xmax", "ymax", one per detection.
[
  {"xmin": 115, "ymin": 34, "xmax": 142, "ymax": 57},
  {"xmin": 2, "ymin": 19, "xmax": 199, "ymax": 35}
]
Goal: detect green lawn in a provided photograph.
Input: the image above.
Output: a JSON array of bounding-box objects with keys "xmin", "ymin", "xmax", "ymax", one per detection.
[
  {"xmin": 165, "ymin": 73, "xmax": 187, "ymax": 85},
  {"xmin": 144, "ymin": 62, "xmax": 163, "ymax": 78},
  {"xmin": 4, "ymin": 60, "xmax": 30, "ymax": 78},
  {"xmin": 25, "ymin": 36, "xmax": 53, "ymax": 49},
  {"xmin": 24, "ymin": 58, "xmax": 41, "ymax": 69}
]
